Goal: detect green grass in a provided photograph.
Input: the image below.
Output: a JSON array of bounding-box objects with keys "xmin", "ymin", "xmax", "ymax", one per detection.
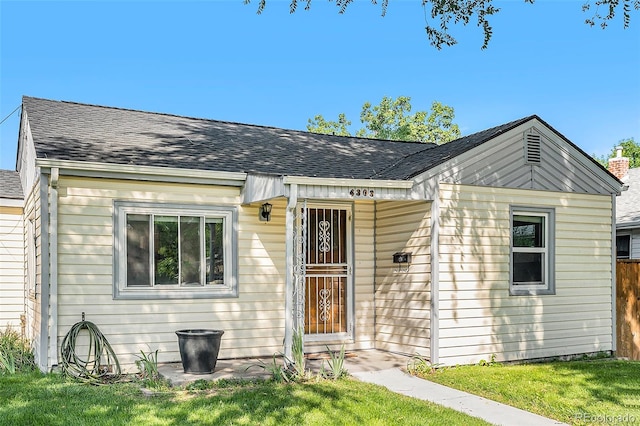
[
  {"xmin": 0, "ymin": 372, "xmax": 490, "ymax": 426},
  {"xmin": 417, "ymin": 359, "xmax": 640, "ymax": 425}
]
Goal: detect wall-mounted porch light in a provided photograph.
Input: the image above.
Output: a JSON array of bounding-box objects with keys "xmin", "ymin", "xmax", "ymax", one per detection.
[{"xmin": 259, "ymin": 202, "xmax": 273, "ymax": 222}]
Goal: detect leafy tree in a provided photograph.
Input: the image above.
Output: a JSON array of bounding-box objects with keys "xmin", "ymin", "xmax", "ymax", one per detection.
[
  {"xmin": 307, "ymin": 113, "xmax": 352, "ymax": 137},
  {"xmin": 307, "ymin": 96, "xmax": 461, "ymax": 144},
  {"xmin": 595, "ymin": 138, "xmax": 640, "ymax": 168},
  {"xmin": 244, "ymin": 0, "xmax": 639, "ymax": 49}
]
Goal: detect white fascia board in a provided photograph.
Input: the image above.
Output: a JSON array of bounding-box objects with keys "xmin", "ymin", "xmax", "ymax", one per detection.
[
  {"xmin": 282, "ymin": 175, "xmax": 414, "ymax": 189},
  {"xmin": 36, "ymin": 159, "xmax": 247, "ymax": 186},
  {"xmin": 0, "ymin": 198, "xmax": 24, "ymax": 208}
]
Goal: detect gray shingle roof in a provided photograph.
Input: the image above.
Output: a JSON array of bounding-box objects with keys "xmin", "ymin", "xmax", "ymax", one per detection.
[
  {"xmin": 617, "ymin": 167, "xmax": 640, "ymax": 226},
  {"xmin": 22, "ymin": 96, "xmax": 545, "ymax": 181},
  {"xmin": 0, "ymin": 170, "xmax": 23, "ymax": 199},
  {"xmin": 23, "ymin": 97, "xmax": 432, "ymax": 180}
]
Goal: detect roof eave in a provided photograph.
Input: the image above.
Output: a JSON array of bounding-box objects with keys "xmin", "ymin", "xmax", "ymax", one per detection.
[
  {"xmin": 617, "ymin": 220, "xmax": 640, "ymax": 230},
  {"xmin": 36, "ymin": 158, "xmax": 248, "ymax": 186},
  {"xmin": 0, "ymin": 198, "xmax": 24, "ymax": 208}
]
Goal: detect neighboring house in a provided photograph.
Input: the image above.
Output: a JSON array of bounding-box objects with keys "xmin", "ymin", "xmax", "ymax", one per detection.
[
  {"xmin": 0, "ymin": 170, "xmax": 24, "ymax": 330},
  {"xmin": 3, "ymin": 96, "xmax": 623, "ymax": 372},
  {"xmin": 609, "ymin": 149, "xmax": 640, "ymax": 259}
]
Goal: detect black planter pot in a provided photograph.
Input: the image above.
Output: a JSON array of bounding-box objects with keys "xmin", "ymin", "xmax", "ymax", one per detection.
[{"xmin": 175, "ymin": 329, "xmax": 224, "ymax": 374}]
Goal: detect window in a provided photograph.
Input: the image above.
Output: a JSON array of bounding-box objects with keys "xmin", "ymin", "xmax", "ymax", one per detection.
[
  {"xmin": 510, "ymin": 206, "xmax": 555, "ymax": 295},
  {"xmin": 114, "ymin": 202, "xmax": 237, "ymax": 299},
  {"xmin": 616, "ymin": 235, "xmax": 631, "ymax": 259}
]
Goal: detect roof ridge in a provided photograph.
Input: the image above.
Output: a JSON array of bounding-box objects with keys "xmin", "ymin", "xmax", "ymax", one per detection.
[
  {"xmin": 21, "ymin": 96, "xmax": 431, "ymax": 180},
  {"xmin": 22, "ymin": 96, "xmax": 428, "ymax": 147}
]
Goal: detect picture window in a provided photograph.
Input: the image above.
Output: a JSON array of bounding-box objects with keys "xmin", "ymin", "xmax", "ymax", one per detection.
[{"xmin": 114, "ymin": 202, "xmax": 237, "ymax": 299}]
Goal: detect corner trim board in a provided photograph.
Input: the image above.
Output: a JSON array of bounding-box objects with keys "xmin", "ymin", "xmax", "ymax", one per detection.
[
  {"xmin": 283, "ymin": 183, "xmax": 298, "ymax": 359},
  {"xmin": 38, "ymin": 173, "xmax": 50, "ymax": 372},
  {"xmin": 430, "ymin": 184, "xmax": 440, "ymax": 364},
  {"xmin": 611, "ymin": 194, "xmax": 617, "ymax": 352},
  {"xmin": 48, "ymin": 168, "xmax": 59, "ymax": 367}
]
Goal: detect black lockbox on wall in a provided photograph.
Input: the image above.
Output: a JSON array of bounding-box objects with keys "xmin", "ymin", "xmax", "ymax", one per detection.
[{"xmin": 392, "ymin": 252, "xmax": 412, "ymax": 264}]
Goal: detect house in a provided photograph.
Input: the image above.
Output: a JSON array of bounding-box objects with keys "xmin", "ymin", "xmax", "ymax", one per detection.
[
  {"xmin": 608, "ymin": 148, "xmax": 640, "ymax": 259},
  {"xmin": 3, "ymin": 96, "xmax": 623, "ymax": 372},
  {"xmin": 0, "ymin": 170, "xmax": 24, "ymax": 330}
]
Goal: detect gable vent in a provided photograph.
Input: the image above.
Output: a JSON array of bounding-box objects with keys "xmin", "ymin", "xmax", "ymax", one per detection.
[{"xmin": 525, "ymin": 134, "xmax": 541, "ymax": 165}]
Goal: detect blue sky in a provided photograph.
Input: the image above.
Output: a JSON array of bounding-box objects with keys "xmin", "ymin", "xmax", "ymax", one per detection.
[{"xmin": 1, "ymin": 1, "xmax": 639, "ymax": 171}]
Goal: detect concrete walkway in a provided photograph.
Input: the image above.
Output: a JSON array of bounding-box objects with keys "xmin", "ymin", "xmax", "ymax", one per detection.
[
  {"xmin": 159, "ymin": 350, "xmax": 568, "ymax": 426},
  {"xmin": 352, "ymin": 368, "xmax": 567, "ymax": 426}
]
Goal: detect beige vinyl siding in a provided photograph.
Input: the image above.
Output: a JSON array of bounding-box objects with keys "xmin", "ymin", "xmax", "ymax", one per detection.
[
  {"xmin": 55, "ymin": 176, "xmax": 287, "ymax": 371},
  {"xmin": 438, "ymin": 183, "xmax": 613, "ymax": 365},
  {"xmin": 0, "ymin": 208, "xmax": 24, "ymax": 329},
  {"xmin": 351, "ymin": 201, "xmax": 376, "ymax": 349},
  {"xmin": 374, "ymin": 200, "xmax": 431, "ymax": 355}
]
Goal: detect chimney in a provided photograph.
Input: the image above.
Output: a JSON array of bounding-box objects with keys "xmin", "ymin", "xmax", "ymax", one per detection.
[{"xmin": 608, "ymin": 147, "xmax": 630, "ymax": 180}]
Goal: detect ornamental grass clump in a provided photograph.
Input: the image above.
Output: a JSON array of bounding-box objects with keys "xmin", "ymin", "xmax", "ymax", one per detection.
[
  {"xmin": 0, "ymin": 326, "xmax": 36, "ymax": 375},
  {"xmin": 407, "ymin": 353, "xmax": 443, "ymax": 376},
  {"xmin": 321, "ymin": 345, "xmax": 348, "ymax": 380},
  {"xmin": 135, "ymin": 348, "xmax": 169, "ymax": 389}
]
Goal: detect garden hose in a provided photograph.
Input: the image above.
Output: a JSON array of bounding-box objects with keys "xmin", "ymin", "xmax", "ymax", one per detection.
[{"xmin": 60, "ymin": 314, "xmax": 121, "ymax": 384}]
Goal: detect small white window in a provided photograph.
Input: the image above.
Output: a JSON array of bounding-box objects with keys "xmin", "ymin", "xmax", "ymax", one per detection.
[
  {"xmin": 510, "ymin": 207, "xmax": 555, "ymax": 295},
  {"xmin": 114, "ymin": 202, "xmax": 237, "ymax": 299},
  {"xmin": 616, "ymin": 234, "xmax": 631, "ymax": 259}
]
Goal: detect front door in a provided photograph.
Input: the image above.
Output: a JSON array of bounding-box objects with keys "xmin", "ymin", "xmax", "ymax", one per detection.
[{"xmin": 304, "ymin": 206, "xmax": 351, "ymax": 337}]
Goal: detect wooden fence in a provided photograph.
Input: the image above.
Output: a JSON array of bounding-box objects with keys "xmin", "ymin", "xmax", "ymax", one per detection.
[{"xmin": 616, "ymin": 260, "xmax": 640, "ymax": 360}]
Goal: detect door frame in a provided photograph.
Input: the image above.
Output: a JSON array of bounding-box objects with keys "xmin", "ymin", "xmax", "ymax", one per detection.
[{"xmin": 301, "ymin": 201, "xmax": 354, "ymax": 344}]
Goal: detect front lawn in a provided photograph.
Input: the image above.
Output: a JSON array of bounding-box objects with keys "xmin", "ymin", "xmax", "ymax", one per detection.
[
  {"xmin": 0, "ymin": 372, "xmax": 490, "ymax": 426},
  {"xmin": 415, "ymin": 359, "xmax": 640, "ymax": 425}
]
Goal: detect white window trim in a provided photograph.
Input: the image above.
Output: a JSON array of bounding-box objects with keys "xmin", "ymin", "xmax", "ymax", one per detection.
[
  {"xmin": 616, "ymin": 233, "xmax": 631, "ymax": 259},
  {"xmin": 113, "ymin": 201, "xmax": 238, "ymax": 300},
  {"xmin": 510, "ymin": 206, "xmax": 555, "ymax": 296}
]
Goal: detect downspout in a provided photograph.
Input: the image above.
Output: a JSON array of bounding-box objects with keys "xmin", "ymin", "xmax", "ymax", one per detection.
[
  {"xmin": 38, "ymin": 173, "xmax": 50, "ymax": 372},
  {"xmin": 48, "ymin": 168, "xmax": 59, "ymax": 367},
  {"xmin": 284, "ymin": 183, "xmax": 298, "ymax": 360},
  {"xmin": 611, "ymin": 194, "xmax": 617, "ymax": 354},
  {"xmin": 429, "ymin": 182, "xmax": 440, "ymax": 365}
]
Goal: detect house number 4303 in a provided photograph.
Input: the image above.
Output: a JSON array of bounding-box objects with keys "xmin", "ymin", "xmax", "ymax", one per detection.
[{"xmin": 349, "ymin": 188, "xmax": 375, "ymax": 198}]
